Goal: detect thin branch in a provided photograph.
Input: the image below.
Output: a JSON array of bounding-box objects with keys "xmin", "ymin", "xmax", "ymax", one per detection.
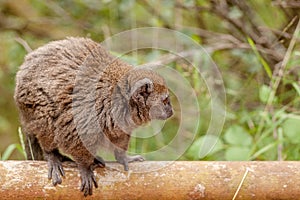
[
  {"xmin": 271, "ymin": 15, "xmax": 299, "ymax": 46},
  {"xmin": 138, "ymin": 0, "xmax": 173, "ymax": 29},
  {"xmin": 232, "ymin": 167, "xmax": 251, "ymax": 200},
  {"xmin": 15, "ymin": 37, "xmax": 32, "ymax": 53},
  {"xmin": 179, "ymin": 26, "xmax": 284, "ymax": 59},
  {"xmin": 259, "ymin": 26, "xmax": 293, "ymax": 40},
  {"xmin": 174, "ymin": 2, "xmax": 210, "ymax": 12},
  {"xmin": 138, "ymin": 38, "xmax": 286, "ymax": 70},
  {"xmin": 273, "ymin": 0, "xmax": 300, "ymax": 8},
  {"xmin": 210, "ymin": 0, "xmax": 285, "ymax": 63},
  {"xmin": 43, "ymin": 0, "xmax": 73, "ymax": 22},
  {"xmin": 138, "ymin": 49, "xmax": 198, "ymax": 69},
  {"xmin": 270, "ymin": 17, "xmax": 300, "ymax": 101}
]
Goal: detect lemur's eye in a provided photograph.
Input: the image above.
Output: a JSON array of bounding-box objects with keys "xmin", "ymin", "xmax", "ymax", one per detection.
[{"xmin": 162, "ymin": 94, "xmax": 170, "ymax": 105}]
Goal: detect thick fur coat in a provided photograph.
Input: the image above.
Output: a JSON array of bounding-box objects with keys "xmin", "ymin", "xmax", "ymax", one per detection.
[{"xmin": 14, "ymin": 37, "xmax": 172, "ymax": 196}]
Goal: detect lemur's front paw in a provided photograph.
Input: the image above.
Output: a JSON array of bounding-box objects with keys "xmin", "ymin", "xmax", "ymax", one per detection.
[
  {"xmin": 79, "ymin": 166, "xmax": 98, "ymax": 197},
  {"xmin": 127, "ymin": 155, "xmax": 145, "ymax": 163},
  {"xmin": 114, "ymin": 149, "xmax": 145, "ymax": 171},
  {"xmin": 47, "ymin": 154, "xmax": 65, "ymax": 186}
]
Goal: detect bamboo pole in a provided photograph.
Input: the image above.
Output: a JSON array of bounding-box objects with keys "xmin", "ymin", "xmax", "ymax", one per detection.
[{"xmin": 0, "ymin": 161, "xmax": 299, "ymax": 199}]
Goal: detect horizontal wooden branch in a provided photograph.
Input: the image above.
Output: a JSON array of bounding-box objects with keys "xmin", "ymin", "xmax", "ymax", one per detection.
[{"xmin": 1, "ymin": 161, "xmax": 300, "ymax": 199}]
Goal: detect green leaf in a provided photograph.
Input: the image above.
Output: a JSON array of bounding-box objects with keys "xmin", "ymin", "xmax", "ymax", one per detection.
[
  {"xmin": 225, "ymin": 146, "xmax": 250, "ymax": 161},
  {"xmin": 224, "ymin": 125, "xmax": 253, "ymax": 146},
  {"xmin": 228, "ymin": 6, "xmax": 243, "ymax": 19},
  {"xmin": 250, "ymin": 142, "xmax": 277, "ymax": 160},
  {"xmin": 186, "ymin": 135, "xmax": 224, "ymax": 159},
  {"xmin": 259, "ymin": 84, "xmax": 271, "ymax": 103},
  {"xmin": 282, "ymin": 117, "xmax": 300, "ymax": 144},
  {"xmin": 292, "ymin": 82, "xmax": 300, "ymax": 96},
  {"xmin": 18, "ymin": 127, "xmax": 26, "ymax": 158},
  {"xmin": 247, "ymin": 37, "xmax": 272, "ymax": 78},
  {"xmin": 1, "ymin": 144, "xmax": 17, "ymax": 160}
]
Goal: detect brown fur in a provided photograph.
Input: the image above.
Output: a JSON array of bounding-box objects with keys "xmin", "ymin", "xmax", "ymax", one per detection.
[{"xmin": 14, "ymin": 37, "xmax": 173, "ymax": 196}]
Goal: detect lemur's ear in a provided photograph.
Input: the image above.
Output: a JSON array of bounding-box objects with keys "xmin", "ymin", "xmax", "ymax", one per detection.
[{"xmin": 131, "ymin": 78, "xmax": 153, "ymax": 103}]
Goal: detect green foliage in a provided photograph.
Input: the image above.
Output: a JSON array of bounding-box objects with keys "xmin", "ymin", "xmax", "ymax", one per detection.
[
  {"xmin": 282, "ymin": 117, "xmax": 300, "ymax": 144},
  {"xmin": 247, "ymin": 37, "xmax": 273, "ymax": 79},
  {"xmin": 225, "ymin": 147, "xmax": 251, "ymax": 161},
  {"xmin": 223, "ymin": 125, "xmax": 252, "ymax": 160},
  {"xmin": 186, "ymin": 135, "xmax": 224, "ymax": 160},
  {"xmin": 259, "ymin": 85, "xmax": 272, "ymax": 103},
  {"xmin": 0, "ymin": 144, "xmax": 24, "ymax": 160},
  {"xmin": 224, "ymin": 125, "xmax": 253, "ymax": 146},
  {"xmin": 0, "ymin": 127, "xmax": 26, "ymax": 160}
]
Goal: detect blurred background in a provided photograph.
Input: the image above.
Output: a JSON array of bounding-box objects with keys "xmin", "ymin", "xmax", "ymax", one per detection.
[{"xmin": 0, "ymin": 0, "xmax": 299, "ymax": 161}]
